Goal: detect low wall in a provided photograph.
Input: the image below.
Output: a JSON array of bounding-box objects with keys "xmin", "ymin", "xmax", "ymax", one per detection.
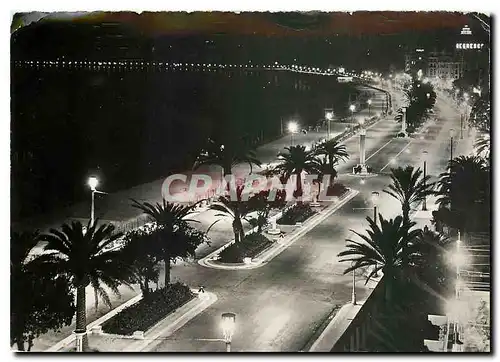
[{"xmin": 330, "ymin": 278, "xmax": 386, "ymax": 352}]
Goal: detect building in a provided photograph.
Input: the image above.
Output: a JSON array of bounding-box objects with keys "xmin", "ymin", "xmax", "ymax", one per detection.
[
  {"xmin": 404, "ymin": 47, "xmax": 427, "ymax": 78},
  {"xmin": 427, "ymin": 50, "xmax": 463, "ymax": 80},
  {"xmin": 454, "ymin": 24, "xmax": 489, "ymax": 88},
  {"xmin": 404, "ymin": 24, "xmax": 489, "ymax": 84}
]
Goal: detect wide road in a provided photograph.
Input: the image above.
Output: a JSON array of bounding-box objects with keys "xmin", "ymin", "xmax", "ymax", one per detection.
[
  {"xmin": 28, "ymin": 85, "xmax": 390, "ymax": 351},
  {"xmin": 145, "ymin": 91, "xmax": 474, "ymax": 352},
  {"xmin": 31, "ymin": 88, "xmax": 474, "ymax": 352}
]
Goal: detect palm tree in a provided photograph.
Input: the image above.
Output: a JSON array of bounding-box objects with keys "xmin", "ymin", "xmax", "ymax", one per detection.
[
  {"xmin": 39, "ymin": 220, "xmax": 134, "ymax": 351},
  {"xmin": 435, "ymin": 155, "xmax": 490, "ymax": 234},
  {"xmin": 384, "ymin": 166, "xmax": 433, "ymax": 265},
  {"xmin": 193, "ymin": 137, "xmax": 262, "ymax": 177},
  {"xmin": 408, "ymin": 229, "xmax": 450, "ymax": 293},
  {"xmin": 314, "ymin": 140, "xmax": 349, "ymax": 189},
  {"xmin": 384, "ymin": 165, "xmax": 432, "ymax": 223},
  {"xmin": 11, "ymin": 230, "xmax": 76, "ymax": 351},
  {"xmin": 338, "ymin": 214, "xmax": 420, "ymax": 303},
  {"xmin": 474, "ymin": 133, "xmax": 490, "ymax": 161},
  {"xmin": 207, "ymin": 187, "xmax": 255, "ymax": 243},
  {"xmin": 275, "ymin": 145, "xmax": 320, "ymax": 199},
  {"xmin": 131, "ymin": 199, "xmax": 201, "ymax": 286},
  {"xmin": 120, "ymin": 229, "xmax": 160, "ymax": 297}
]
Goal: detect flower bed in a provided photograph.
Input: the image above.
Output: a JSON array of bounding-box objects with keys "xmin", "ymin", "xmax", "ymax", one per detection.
[
  {"xmin": 101, "ymin": 283, "xmax": 194, "ymax": 336},
  {"xmin": 218, "ymin": 233, "xmax": 274, "ymax": 263},
  {"xmin": 325, "ymin": 183, "xmax": 349, "ymax": 197},
  {"xmin": 277, "ymin": 203, "xmax": 316, "ymax": 225}
]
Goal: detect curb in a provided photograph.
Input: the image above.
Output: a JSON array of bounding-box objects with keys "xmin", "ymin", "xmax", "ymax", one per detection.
[
  {"xmin": 198, "ymin": 189, "xmax": 359, "ymax": 270},
  {"xmin": 307, "ymin": 301, "xmax": 365, "ymax": 352},
  {"xmin": 128, "ymin": 291, "xmax": 217, "ymax": 352},
  {"xmin": 46, "ymin": 289, "xmax": 217, "ymax": 352},
  {"xmin": 45, "ymin": 292, "xmax": 143, "ymax": 352}
]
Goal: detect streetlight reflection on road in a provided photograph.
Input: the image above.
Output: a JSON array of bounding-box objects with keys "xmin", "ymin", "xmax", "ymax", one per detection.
[{"xmin": 288, "ymin": 121, "xmax": 299, "ymax": 146}]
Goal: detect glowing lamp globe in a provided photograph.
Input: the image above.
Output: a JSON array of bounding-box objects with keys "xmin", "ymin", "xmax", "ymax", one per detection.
[
  {"xmin": 221, "ymin": 312, "xmax": 236, "ymax": 341},
  {"xmin": 88, "ymin": 177, "xmax": 99, "ymax": 191}
]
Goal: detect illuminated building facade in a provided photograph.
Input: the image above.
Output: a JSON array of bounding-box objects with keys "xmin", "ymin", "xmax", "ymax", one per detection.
[{"xmin": 404, "ymin": 24, "xmax": 489, "ymax": 83}]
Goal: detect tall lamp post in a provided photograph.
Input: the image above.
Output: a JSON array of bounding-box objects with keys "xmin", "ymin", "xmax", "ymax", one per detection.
[
  {"xmin": 371, "ymin": 191, "xmax": 379, "ymax": 224},
  {"xmin": 367, "ymin": 99, "xmax": 372, "ymax": 117},
  {"xmin": 288, "ymin": 121, "xmax": 298, "ymax": 146},
  {"xmin": 462, "ymin": 93, "xmax": 469, "ymax": 139},
  {"xmin": 358, "ymin": 118, "xmax": 367, "ymax": 173},
  {"xmin": 221, "ymin": 313, "xmax": 236, "ymax": 352},
  {"xmin": 401, "ymin": 107, "xmax": 407, "ymax": 136},
  {"xmin": 349, "ymin": 104, "xmax": 356, "ymax": 132},
  {"xmin": 325, "ymin": 109, "xmax": 334, "ymax": 140},
  {"xmin": 88, "ymin": 177, "xmax": 99, "ymax": 225},
  {"xmin": 351, "ymin": 261, "xmax": 357, "ymax": 305},
  {"xmin": 453, "ymin": 232, "xmax": 463, "ymax": 351},
  {"xmin": 449, "ymin": 129, "xmax": 455, "ymax": 165},
  {"xmin": 422, "ymin": 150, "xmax": 428, "ymax": 211},
  {"xmin": 88, "ymin": 176, "xmax": 108, "ymax": 226}
]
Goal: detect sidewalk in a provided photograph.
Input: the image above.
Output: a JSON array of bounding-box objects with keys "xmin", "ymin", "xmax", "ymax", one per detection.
[{"xmin": 51, "ymin": 290, "xmax": 217, "ymax": 352}]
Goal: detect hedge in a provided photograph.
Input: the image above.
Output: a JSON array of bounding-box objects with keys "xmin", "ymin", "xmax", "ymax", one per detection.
[
  {"xmin": 218, "ymin": 233, "xmax": 273, "ymax": 263},
  {"xmin": 101, "ymin": 283, "xmax": 194, "ymax": 336},
  {"xmin": 277, "ymin": 203, "xmax": 316, "ymax": 225}
]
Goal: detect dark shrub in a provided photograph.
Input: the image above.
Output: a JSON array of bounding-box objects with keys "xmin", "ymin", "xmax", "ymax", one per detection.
[
  {"xmin": 218, "ymin": 243, "xmax": 244, "ymax": 263},
  {"xmin": 101, "ymin": 283, "xmax": 194, "ymax": 336},
  {"xmin": 218, "ymin": 233, "xmax": 273, "ymax": 263},
  {"xmin": 396, "ymin": 132, "xmax": 406, "ymax": 138},
  {"xmin": 326, "ymin": 183, "xmax": 349, "ymax": 197},
  {"xmin": 277, "ymin": 203, "xmax": 315, "ymax": 225}
]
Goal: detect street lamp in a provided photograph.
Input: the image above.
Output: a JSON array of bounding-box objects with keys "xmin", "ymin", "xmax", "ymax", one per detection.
[
  {"xmin": 351, "ymin": 261, "xmax": 357, "ymax": 305},
  {"xmin": 325, "ymin": 109, "xmax": 334, "ymax": 140},
  {"xmin": 371, "ymin": 191, "xmax": 379, "ymax": 224},
  {"xmin": 455, "ymin": 233, "xmax": 462, "ymax": 300},
  {"xmin": 288, "ymin": 121, "xmax": 298, "ymax": 146},
  {"xmin": 221, "ymin": 313, "xmax": 236, "ymax": 352},
  {"xmin": 367, "ymin": 99, "xmax": 372, "ymax": 117},
  {"xmin": 449, "ymin": 129, "xmax": 455, "ymax": 164},
  {"xmin": 358, "ymin": 118, "xmax": 367, "ymax": 173},
  {"xmin": 87, "ymin": 176, "xmax": 108, "ymax": 226},
  {"xmin": 349, "ymin": 104, "xmax": 356, "ymax": 132},
  {"xmin": 88, "ymin": 176, "xmax": 99, "ymax": 225},
  {"xmin": 422, "ymin": 150, "xmax": 428, "ymax": 211}
]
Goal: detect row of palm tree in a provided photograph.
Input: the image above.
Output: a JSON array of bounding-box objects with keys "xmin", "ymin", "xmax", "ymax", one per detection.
[
  {"xmin": 12, "ymin": 134, "xmax": 351, "ymax": 351},
  {"xmin": 194, "ymin": 135, "xmax": 350, "ymax": 243},
  {"xmin": 338, "ymin": 153, "xmax": 490, "ymax": 307},
  {"xmin": 11, "ymin": 198, "xmax": 207, "ymax": 351}
]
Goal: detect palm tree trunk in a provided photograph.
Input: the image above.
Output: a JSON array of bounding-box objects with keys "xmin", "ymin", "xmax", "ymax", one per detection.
[
  {"xmin": 232, "ymin": 220, "xmax": 240, "ymax": 243},
  {"xmin": 295, "ymin": 172, "xmax": 303, "ymax": 200},
  {"xmin": 15, "ymin": 330, "xmax": 25, "ymax": 351},
  {"xmin": 402, "ymin": 204, "xmax": 411, "ymax": 268},
  {"xmin": 384, "ymin": 273, "xmax": 393, "ymax": 305},
  {"xmin": 223, "ymin": 167, "xmax": 231, "ymax": 192},
  {"xmin": 75, "ymin": 285, "xmax": 89, "ymax": 351},
  {"xmin": 233, "ymin": 206, "xmax": 244, "ymax": 243},
  {"xmin": 239, "ymin": 224, "xmax": 245, "ymax": 242},
  {"xmin": 164, "ymin": 257, "xmax": 171, "ymax": 287}
]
